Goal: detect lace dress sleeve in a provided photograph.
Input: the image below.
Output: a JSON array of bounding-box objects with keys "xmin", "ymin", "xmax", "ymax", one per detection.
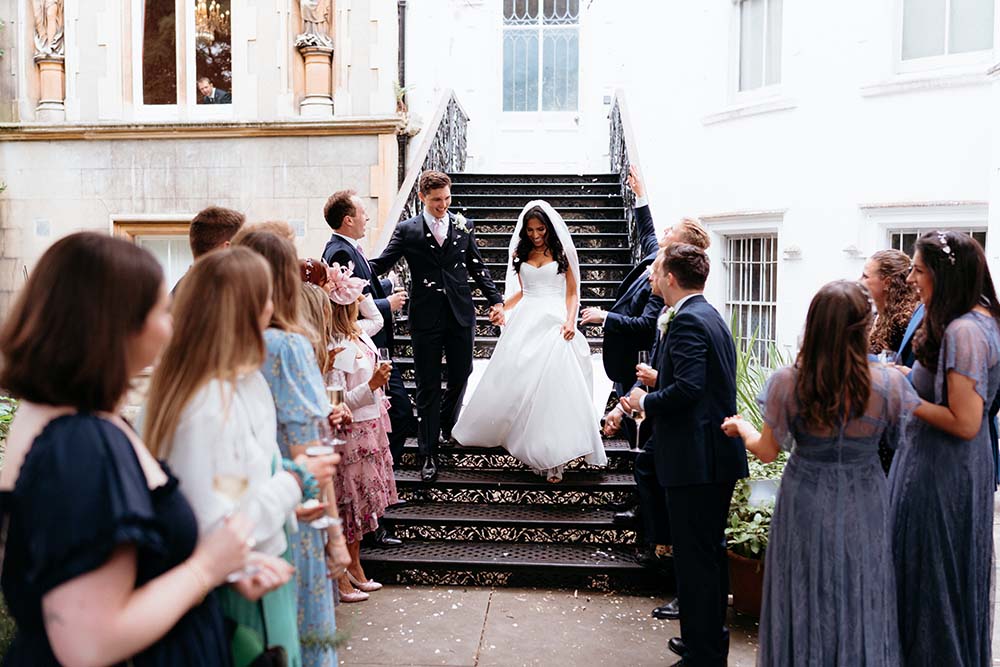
[
  {"xmin": 938, "ymin": 315, "xmax": 999, "ymax": 404},
  {"xmin": 756, "ymin": 365, "xmax": 798, "ymax": 451}
]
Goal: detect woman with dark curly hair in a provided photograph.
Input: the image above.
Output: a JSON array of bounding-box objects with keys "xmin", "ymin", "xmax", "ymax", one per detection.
[
  {"xmin": 861, "ymin": 249, "xmax": 921, "ymax": 357},
  {"xmin": 453, "ymin": 201, "xmax": 605, "ymax": 482},
  {"xmin": 889, "ymin": 231, "xmax": 1000, "ymax": 665}
]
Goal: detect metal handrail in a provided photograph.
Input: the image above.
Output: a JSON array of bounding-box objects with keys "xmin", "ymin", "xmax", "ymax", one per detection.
[{"xmin": 609, "ymin": 89, "xmax": 644, "ymax": 264}]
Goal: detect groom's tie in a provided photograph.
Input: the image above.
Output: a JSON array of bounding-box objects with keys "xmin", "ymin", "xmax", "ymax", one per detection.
[{"xmin": 432, "ymin": 217, "xmax": 448, "ymax": 246}]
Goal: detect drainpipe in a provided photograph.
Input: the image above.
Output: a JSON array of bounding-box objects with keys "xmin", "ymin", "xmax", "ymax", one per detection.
[{"xmin": 397, "ymin": 0, "xmax": 408, "ymax": 187}]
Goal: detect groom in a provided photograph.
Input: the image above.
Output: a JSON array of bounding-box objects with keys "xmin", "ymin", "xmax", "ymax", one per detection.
[{"xmin": 369, "ymin": 170, "xmax": 505, "ymax": 482}]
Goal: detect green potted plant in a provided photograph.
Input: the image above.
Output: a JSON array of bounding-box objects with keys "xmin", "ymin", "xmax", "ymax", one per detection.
[{"xmin": 725, "ymin": 324, "xmax": 790, "ymax": 616}]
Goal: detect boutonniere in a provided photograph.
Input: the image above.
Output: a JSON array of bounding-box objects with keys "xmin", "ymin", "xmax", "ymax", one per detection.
[
  {"xmin": 657, "ymin": 308, "xmax": 675, "ymax": 336},
  {"xmin": 454, "ymin": 213, "xmax": 471, "ymax": 234}
]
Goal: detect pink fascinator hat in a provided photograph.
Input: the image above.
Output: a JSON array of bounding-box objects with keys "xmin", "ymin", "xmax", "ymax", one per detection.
[{"xmin": 326, "ymin": 261, "xmax": 368, "ymax": 305}]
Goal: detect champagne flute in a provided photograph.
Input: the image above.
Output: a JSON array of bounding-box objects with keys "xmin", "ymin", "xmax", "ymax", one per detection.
[
  {"xmin": 306, "ymin": 419, "xmax": 337, "ymax": 529},
  {"xmin": 213, "ymin": 458, "xmax": 259, "ymax": 581},
  {"xmin": 637, "ymin": 351, "xmax": 651, "ymax": 390},
  {"xmin": 629, "ymin": 407, "xmax": 645, "ymax": 454},
  {"xmin": 324, "ymin": 370, "xmax": 347, "ymax": 448}
]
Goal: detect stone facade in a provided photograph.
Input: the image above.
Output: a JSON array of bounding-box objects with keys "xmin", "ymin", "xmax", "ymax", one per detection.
[{"xmin": 0, "ymin": 0, "xmax": 406, "ymax": 316}]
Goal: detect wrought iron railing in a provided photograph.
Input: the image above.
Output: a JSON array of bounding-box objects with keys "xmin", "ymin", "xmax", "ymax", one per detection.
[
  {"xmin": 609, "ymin": 90, "xmax": 643, "ymax": 265},
  {"xmin": 375, "ymin": 90, "xmax": 469, "ymax": 294}
]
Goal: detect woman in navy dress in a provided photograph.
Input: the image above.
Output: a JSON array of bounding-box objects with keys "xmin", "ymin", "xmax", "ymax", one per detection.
[
  {"xmin": 0, "ymin": 233, "xmax": 261, "ymax": 666},
  {"xmin": 889, "ymin": 231, "xmax": 1000, "ymax": 665},
  {"xmin": 724, "ymin": 280, "xmax": 919, "ymax": 665}
]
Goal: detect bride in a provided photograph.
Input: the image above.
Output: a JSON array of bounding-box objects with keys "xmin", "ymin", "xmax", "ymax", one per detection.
[{"xmin": 452, "ymin": 200, "xmax": 606, "ymax": 481}]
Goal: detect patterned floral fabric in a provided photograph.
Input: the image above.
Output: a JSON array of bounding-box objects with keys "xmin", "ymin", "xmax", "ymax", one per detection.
[
  {"xmin": 261, "ymin": 328, "xmax": 338, "ymax": 667},
  {"xmin": 335, "ymin": 418, "xmax": 398, "ymax": 544}
]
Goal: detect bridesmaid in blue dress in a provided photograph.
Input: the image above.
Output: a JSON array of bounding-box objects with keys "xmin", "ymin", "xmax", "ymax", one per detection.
[
  {"xmin": 890, "ymin": 231, "xmax": 1000, "ymax": 665},
  {"xmin": 723, "ymin": 280, "xmax": 919, "ymax": 665},
  {"xmin": 237, "ymin": 230, "xmax": 352, "ymax": 667}
]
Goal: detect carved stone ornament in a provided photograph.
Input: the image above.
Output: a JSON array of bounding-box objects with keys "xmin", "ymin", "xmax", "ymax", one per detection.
[
  {"xmin": 296, "ymin": 0, "xmax": 333, "ymax": 49},
  {"xmin": 32, "ymin": 0, "xmax": 64, "ymax": 60}
]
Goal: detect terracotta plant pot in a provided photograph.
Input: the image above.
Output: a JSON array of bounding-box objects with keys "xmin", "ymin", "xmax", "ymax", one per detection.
[{"xmin": 728, "ymin": 550, "xmax": 764, "ymax": 617}]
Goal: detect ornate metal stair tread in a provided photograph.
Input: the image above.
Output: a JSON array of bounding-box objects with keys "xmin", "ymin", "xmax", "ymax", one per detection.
[
  {"xmin": 451, "ymin": 172, "xmax": 619, "ymax": 181},
  {"xmin": 360, "ymin": 540, "xmax": 641, "ymax": 571},
  {"xmin": 398, "ymin": 436, "xmax": 632, "ymax": 456},
  {"xmin": 393, "ymin": 469, "xmax": 635, "ymax": 489},
  {"xmin": 383, "ymin": 502, "xmax": 623, "ymax": 527}
]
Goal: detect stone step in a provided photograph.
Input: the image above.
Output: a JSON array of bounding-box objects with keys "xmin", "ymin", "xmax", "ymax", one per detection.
[
  {"xmin": 457, "ymin": 206, "xmax": 626, "ymax": 221},
  {"xmin": 452, "ymin": 193, "xmax": 624, "ymax": 209},
  {"xmin": 449, "ymin": 172, "xmax": 619, "ymax": 185},
  {"xmin": 451, "ymin": 181, "xmax": 622, "ymax": 196}
]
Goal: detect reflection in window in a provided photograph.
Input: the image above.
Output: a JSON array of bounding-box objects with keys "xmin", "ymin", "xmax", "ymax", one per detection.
[
  {"xmin": 502, "ymin": 0, "xmax": 579, "ymax": 111},
  {"xmin": 143, "ymin": 0, "xmax": 177, "ymax": 105},
  {"xmin": 195, "ymin": 0, "xmax": 232, "ymax": 104}
]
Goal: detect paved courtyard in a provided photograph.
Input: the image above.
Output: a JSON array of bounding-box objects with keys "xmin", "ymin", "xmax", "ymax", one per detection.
[{"xmin": 337, "ymin": 495, "xmax": 1000, "ymax": 666}]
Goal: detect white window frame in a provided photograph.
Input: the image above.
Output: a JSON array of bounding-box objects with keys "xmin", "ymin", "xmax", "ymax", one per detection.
[
  {"xmin": 860, "ymin": 202, "xmax": 989, "ymax": 255},
  {"xmin": 110, "ymin": 214, "xmax": 197, "ymax": 291},
  {"xmin": 500, "ymin": 0, "xmax": 581, "ymax": 114},
  {"xmin": 701, "ymin": 211, "xmax": 784, "ymax": 358},
  {"xmin": 131, "ymin": 0, "xmax": 237, "ymax": 120},
  {"xmin": 729, "ymin": 0, "xmax": 783, "ymax": 103},
  {"xmin": 895, "ymin": 0, "xmax": 999, "ymax": 75}
]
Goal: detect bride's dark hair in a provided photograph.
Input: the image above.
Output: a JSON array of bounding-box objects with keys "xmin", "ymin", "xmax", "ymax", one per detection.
[{"xmin": 513, "ymin": 206, "xmax": 569, "ymax": 275}]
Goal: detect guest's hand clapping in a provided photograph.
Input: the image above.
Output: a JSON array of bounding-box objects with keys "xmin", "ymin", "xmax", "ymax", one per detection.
[
  {"xmin": 579, "ymin": 307, "xmax": 607, "ymax": 325},
  {"xmin": 190, "ymin": 513, "xmax": 254, "ymax": 587},
  {"xmin": 232, "ymin": 553, "xmax": 295, "ymax": 601},
  {"xmin": 636, "ymin": 363, "xmax": 657, "ymax": 387}
]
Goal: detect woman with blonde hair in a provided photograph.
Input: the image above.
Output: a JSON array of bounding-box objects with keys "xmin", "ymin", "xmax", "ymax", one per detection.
[
  {"xmin": 324, "ymin": 263, "xmax": 397, "ymax": 602},
  {"xmin": 235, "ymin": 230, "xmax": 350, "ymax": 667},
  {"xmin": 144, "ymin": 247, "xmax": 341, "ymax": 666}
]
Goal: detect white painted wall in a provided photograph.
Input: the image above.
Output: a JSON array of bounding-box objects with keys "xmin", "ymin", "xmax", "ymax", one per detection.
[{"xmin": 406, "ymin": 0, "xmax": 1000, "ymax": 352}]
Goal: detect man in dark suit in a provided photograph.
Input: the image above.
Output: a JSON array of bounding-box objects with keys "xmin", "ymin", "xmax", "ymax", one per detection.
[
  {"xmin": 369, "ymin": 171, "xmax": 505, "ymax": 482},
  {"xmin": 626, "ymin": 244, "xmax": 749, "ymax": 666},
  {"xmin": 197, "ymin": 77, "xmax": 231, "ymax": 104},
  {"xmin": 322, "ymin": 190, "xmax": 415, "ymax": 467}
]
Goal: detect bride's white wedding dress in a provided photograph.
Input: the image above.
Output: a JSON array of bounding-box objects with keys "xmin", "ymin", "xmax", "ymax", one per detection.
[{"xmin": 452, "ymin": 203, "xmax": 606, "ymax": 476}]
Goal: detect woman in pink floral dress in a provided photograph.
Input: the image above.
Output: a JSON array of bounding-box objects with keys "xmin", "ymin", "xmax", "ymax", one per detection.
[{"xmin": 324, "ymin": 263, "xmax": 398, "ymax": 603}]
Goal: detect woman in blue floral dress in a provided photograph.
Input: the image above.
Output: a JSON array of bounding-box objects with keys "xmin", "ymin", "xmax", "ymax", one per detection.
[{"xmin": 237, "ymin": 230, "xmax": 352, "ymax": 667}]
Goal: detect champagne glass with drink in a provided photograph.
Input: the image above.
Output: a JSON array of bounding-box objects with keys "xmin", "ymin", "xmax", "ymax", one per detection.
[
  {"xmin": 212, "ymin": 453, "xmax": 259, "ymax": 580},
  {"xmin": 324, "ymin": 369, "xmax": 347, "ymax": 448}
]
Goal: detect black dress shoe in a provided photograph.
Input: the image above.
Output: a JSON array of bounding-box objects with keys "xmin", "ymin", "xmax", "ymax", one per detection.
[
  {"xmin": 612, "ymin": 508, "xmax": 638, "ymax": 526},
  {"xmin": 634, "ymin": 545, "xmax": 669, "ymax": 569},
  {"xmin": 420, "ymin": 455, "xmax": 438, "ymax": 482},
  {"xmin": 652, "ymin": 598, "xmax": 680, "ymax": 620},
  {"xmin": 668, "ymin": 637, "xmax": 685, "ymax": 657}
]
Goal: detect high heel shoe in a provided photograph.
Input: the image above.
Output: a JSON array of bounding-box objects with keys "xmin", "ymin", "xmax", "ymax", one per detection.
[
  {"xmin": 338, "ymin": 587, "xmax": 370, "ymax": 603},
  {"xmin": 347, "ymin": 571, "xmax": 383, "ymax": 592}
]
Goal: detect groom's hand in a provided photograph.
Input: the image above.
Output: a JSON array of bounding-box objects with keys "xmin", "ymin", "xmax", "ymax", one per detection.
[
  {"xmin": 488, "ymin": 304, "xmax": 505, "ymax": 326},
  {"xmin": 579, "ymin": 307, "xmax": 607, "ymax": 325}
]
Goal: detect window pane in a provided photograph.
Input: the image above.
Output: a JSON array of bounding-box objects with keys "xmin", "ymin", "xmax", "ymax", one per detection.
[
  {"xmin": 542, "ymin": 28, "xmax": 579, "ymax": 111},
  {"xmin": 504, "ymin": 0, "xmax": 539, "ymax": 25},
  {"xmin": 143, "ymin": 0, "xmax": 177, "ymax": 105},
  {"xmin": 764, "ymin": 0, "xmax": 782, "ymax": 86},
  {"xmin": 739, "ymin": 0, "xmax": 765, "ymax": 91},
  {"xmin": 195, "ymin": 0, "xmax": 232, "ymax": 104},
  {"xmin": 138, "ymin": 236, "xmax": 193, "ymax": 291},
  {"xmin": 902, "ymin": 0, "xmax": 946, "ymax": 60},
  {"xmin": 543, "ymin": 0, "xmax": 580, "ymax": 24},
  {"xmin": 503, "ymin": 29, "xmax": 539, "ymax": 112},
  {"xmin": 949, "ymin": 0, "xmax": 994, "ymax": 54}
]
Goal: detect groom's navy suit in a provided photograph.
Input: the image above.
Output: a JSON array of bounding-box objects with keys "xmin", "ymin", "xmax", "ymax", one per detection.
[
  {"xmin": 370, "ymin": 212, "xmax": 503, "ymax": 455},
  {"xmin": 643, "ymin": 294, "xmax": 748, "ymax": 666},
  {"xmin": 602, "ymin": 203, "xmax": 663, "ymax": 386},
  {"xmin": 323, "ymin": 233, "xmax": 416, "ymax": 464}
]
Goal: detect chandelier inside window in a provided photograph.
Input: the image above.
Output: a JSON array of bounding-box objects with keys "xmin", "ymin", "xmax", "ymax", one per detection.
[{"xmin": 195, "ymin": 0, "xmax": 230, "ymax": 44}]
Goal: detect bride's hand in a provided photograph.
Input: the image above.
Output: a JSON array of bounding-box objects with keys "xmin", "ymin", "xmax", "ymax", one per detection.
[{"xmin": 561, "ymin": 321, "xmax": 575, "ymax": 340}]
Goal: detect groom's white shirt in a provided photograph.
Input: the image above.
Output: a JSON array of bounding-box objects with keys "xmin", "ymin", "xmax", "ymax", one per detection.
[{"xmin": 423, "ymin": 209, "xmax": 449, "ymax": 245}]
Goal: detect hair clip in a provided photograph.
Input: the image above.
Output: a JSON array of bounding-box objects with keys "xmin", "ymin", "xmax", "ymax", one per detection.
[{"xmin": 937, "ymin": 231, "xmax": 956, "ymax": 265}]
